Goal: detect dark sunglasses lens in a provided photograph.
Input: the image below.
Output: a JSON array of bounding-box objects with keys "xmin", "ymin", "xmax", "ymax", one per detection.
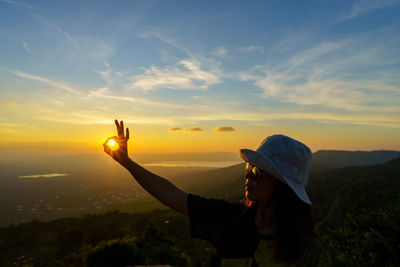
[{"xmin": 245, "ymin": 164, "xmax": 260, "ymax": 181}]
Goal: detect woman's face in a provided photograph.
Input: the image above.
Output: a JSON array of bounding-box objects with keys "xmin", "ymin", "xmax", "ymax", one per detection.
[{"xmin": 245, "ymin": 164, "xmax": 277, "ymax": 205}]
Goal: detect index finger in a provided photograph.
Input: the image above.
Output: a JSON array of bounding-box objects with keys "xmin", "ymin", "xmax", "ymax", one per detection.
[
  {"xmin": 119, "ymin": 121, "xmax": 124, "ymax": 138},
  {"xmin": 115, "ymin": 120, "xmax": 124, "ymax": 138}
]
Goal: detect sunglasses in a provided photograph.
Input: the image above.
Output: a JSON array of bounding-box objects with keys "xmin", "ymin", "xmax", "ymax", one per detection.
[{"xmin": 245, "ymin": 163, "xmax": 261, "ymax": 182}]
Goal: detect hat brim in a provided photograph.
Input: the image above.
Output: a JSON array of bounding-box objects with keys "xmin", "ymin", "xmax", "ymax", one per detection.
[{"xmin": 240, "ymin": 148, "xmax": 311, "ymax": 205}]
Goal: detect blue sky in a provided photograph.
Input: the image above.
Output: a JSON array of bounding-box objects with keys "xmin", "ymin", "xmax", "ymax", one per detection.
[{"xmin": 0, "ymin": 0, "xmax": 399, "ymax": 153}]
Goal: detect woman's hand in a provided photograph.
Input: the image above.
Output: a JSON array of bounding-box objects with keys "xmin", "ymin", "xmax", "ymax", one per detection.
[{"xmin": 103, "ymin": 119, "xmax": 130, "ymax": 167}]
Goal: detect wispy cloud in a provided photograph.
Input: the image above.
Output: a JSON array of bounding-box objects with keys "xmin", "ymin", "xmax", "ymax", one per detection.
[
  {"xmin": 139, "ymin": 31, "xmax": 222, "ymax": 78},
  {"xmin": 97, "ymin": 62, "xmax": 127, "ymax": 86},
  {"xmin": 98, "ymin": 62, "xmax": 113, "ymax": 85},
  {"xmin": 343, "ymin": 0, "xmax": 400, "ymax": 19},
  {"xmin": 126, "ymin": 59, "xmax": 220, "ymax": 91},
  {"xmin": 54, "ymin": 25, "xmax": 80, "ymax": 49},
  {"xmin": 26, "ymin": 11, "xmax": 81, "ymax": 49},
  {"xmin": 87, "ymin": 87, "xmax": 184, "ymax": 108},
  {"xmin": 211, "ymin": 46, "xmax": 228, "ymax": 57},
  {"xmin": 246, "ymin": 33, "xmax": 400, "ymax": 113},
  {"xmin": 214, "ymin": 126, "xmax": 236, "ymax": 132},
  {"xmin": 35, "ymin": 107, "xmax": 176, "ymax": 126},
  {"xmin": 1, "ymin": 0, "xmax": 34, "ymax": 10},
  {"xmin": 21, "ymin": 40, "xmax": 34, "ymax": 55},
  {"xmin": 6, "ymin": 1, "xmax": 114, "ymax": 62},
  {"xmin": 239, "ymin": 46, "xmax": 264, "ymax": 52},
  {"xmin": 13, "ymin": 70, "xmax": 81, "ymax": 95},
  {"xmin": 182, "ymin": 110, "xmax": 400, "ymax": 128},
  {"xmin": 139, "ymin": 32, "xmax": 194, "ymax": 58}
]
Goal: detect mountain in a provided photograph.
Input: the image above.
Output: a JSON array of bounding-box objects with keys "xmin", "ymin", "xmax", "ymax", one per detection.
[
  {"xmin": 175, "ymin": 154, "xmax": 400, "ymax": 234},
  {"xmin": 311, "ymin": 150, "xmax": 400, "ymax": 170},
  {"xmin": 1, "ymin": 150, "xmax": 399, "ymax": 228},
  {"xmin": 1, "ymin": 155, "xmax": 399, "ymax": 266},
  {"xmin": 177, "ymin": 150, "xmax": 400, "ymax": 201}
]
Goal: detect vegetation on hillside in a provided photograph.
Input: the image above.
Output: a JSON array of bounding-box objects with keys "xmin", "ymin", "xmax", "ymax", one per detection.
[{"xmin": 1, "ymin": 157, "xmax": 399, "ymax": 266}]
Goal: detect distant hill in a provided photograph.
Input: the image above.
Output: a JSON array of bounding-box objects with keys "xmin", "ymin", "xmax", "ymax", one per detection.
[
  {"xmin": 1, "ymin": 156, "xmax": 399, "ymax": 266},
  {"xmin": 178, "ymin": 150, "xmax": 400, "ymax": 199},
  {"xmin": 308, "ymin": 156, "xmax": 400, "ymax": 229},
  {"xmin": 311, "ymin": 150, "xmax": 400, "ymax": 171},
  {"xmin": 179, "ymin": 154, "xmax": 400, "ymax": 229},
  {"xmin": 1, "ymin": 150, "xmax": 399, "ymax": 227}
]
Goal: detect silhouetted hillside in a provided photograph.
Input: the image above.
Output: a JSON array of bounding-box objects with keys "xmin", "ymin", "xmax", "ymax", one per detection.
[
  {"xmin": 311, "ymin": 150, "xmax": 400, "ymax": 170},
  {"xmin": 1, "ymin": 157, "xmax": 399, "ymax": 266},
  {"xmin": 308, "ymin": 156, "xmax": 400, "ymax": 230}
]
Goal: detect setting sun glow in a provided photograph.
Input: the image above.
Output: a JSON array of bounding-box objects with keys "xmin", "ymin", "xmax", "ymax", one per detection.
[{"xmin": 107, "ymin": 139, "xmax": 119, "ymax": 151}]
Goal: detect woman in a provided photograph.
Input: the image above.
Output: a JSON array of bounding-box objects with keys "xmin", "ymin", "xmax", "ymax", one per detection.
[{"xmin": 104, "ymin": 120, "xmax": 333, "ymax": 266}]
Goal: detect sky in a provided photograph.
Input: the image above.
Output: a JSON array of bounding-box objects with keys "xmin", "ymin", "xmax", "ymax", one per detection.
[{"xmin": 0, "ymin": 0, "xmax": 399, "ymax": 155}]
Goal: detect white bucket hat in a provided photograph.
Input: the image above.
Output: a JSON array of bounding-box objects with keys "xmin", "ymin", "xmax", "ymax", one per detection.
[{"xmin": 240, "ymin": 134, "xmax": 312, "ymax": 205}]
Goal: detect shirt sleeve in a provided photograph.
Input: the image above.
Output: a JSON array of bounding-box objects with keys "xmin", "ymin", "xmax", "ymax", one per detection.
[{"xmin": 187, "ymin": 193, "xmax": 245, "ymax": 246}]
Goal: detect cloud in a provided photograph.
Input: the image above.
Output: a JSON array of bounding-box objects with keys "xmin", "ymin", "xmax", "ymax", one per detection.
[
  {"xmin": 138, "ymin": 32, "xmax": 222, "ymax": 77},
  {"xmin": 211, "ymin": 46, "xmax": 228, "ymax": 57},
  {"xmin": 22, "ymin": 41, "xmax": 34, "ymax": 55},
  {"xmin": 169, "ymin": 127, "xmax": 183, "ymax": 132},
  {"xmin": 84, "ymin": 38, "xmax": 113, "ymax": 60},
  {"xmin": 87, "ymin": 87, "xmax": 184, "ymax": 108},
  {"xmin": 126, "ymin": 59, "xmax": 220, "ymax": 91},
  {"xmin": 344, "ymin": 0, "xmax": 400, "ymax": 19},
  {"xmin": 169, "ymin": 127, "xmax": 203, "ymax": 132},
  {"xmin": 25, "ymin": 11, "xmax": 81, "ymax": 49},
  {"xmin": 214, "ymin": 126, "xmax": 236, "ymax": 132},
  {"xmin": 13, "ymin": 70, "xmax": 81, "ymax": 95},
  {"xmin": 35, "ymin": 107, "xmax": 176, "ymax": 125},
  {"xmin": 238, "ymin": 72, "xmax": 262, "ymax": 81},
  {"xmin": 139, "ymin": 32, "xmax": 194, "ymax": 58},
  {"xmin": 187, "ymin": 127, "xmax": 202, "ymax": 132},
  {"xmin": 24, "ymin": 9, "xmax": 112, "ymax": 61},
  {"xmin": 248, "ymin": 33, "xmax": 400, "ymax": 112},
  {"xmin": 54, "ymin": 25, "xmax": 80, "ymax": 49},
  {"xmin": 97, "ymin": 62, "xmax": 123, "ymax": 85},
  {"xmin": 1, "ymin": 0, "xmax": 34, "ymax": 10},
  {"xmin": 239, "ymin": 46, "xmax": 264, "ymax": 52}
]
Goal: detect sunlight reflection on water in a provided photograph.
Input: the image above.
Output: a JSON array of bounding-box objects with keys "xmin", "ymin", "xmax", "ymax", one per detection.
[
  {"xmin": 18, "ymin": 173, "xmax": 69, "ymax": 179},
  {"xmin": 143, "ymin": 161, "xmax": 242, "ymax": 168}
]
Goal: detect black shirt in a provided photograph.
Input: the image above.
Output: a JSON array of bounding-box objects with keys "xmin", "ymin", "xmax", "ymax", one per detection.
[{"xmin": 187, "ymin": 193, "xmax": 334, "ymax": 267}]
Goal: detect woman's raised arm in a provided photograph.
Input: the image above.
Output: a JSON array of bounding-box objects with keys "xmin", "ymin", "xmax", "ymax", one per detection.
[{"xmin": 103, "ymin": 120, "xmax": 188, "ymax": 215}]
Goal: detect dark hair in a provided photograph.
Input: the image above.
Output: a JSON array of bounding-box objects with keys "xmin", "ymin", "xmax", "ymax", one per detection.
[
  {"xmin": 241, "ymin": 180, "xmax": 316, "ymax": 264},
  {"xmin": 272, "ymin": 181, "xmax": 316, "ymax": 264}
]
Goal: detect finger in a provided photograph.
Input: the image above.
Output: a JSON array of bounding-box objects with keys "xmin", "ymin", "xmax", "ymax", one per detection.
[
  {"xmin": 118, "ymin": 121, "xmax": 124, "ymax": 138},
  {"xmin": 103, "ymin": 143, "xmax": 111, "ymax": 154},
  {"xmin": 115, "ymin": 119, "xmax": 122, "ymax": 137},
  {"xmin": 126, "ymin": 128, "xmax": 129, "ymax": 140}
]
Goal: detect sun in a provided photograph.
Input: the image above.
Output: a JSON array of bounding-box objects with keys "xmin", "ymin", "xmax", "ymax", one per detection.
[{"xmin": 107, "ymin": 139, "xmax": 119, "ymax": 151}]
